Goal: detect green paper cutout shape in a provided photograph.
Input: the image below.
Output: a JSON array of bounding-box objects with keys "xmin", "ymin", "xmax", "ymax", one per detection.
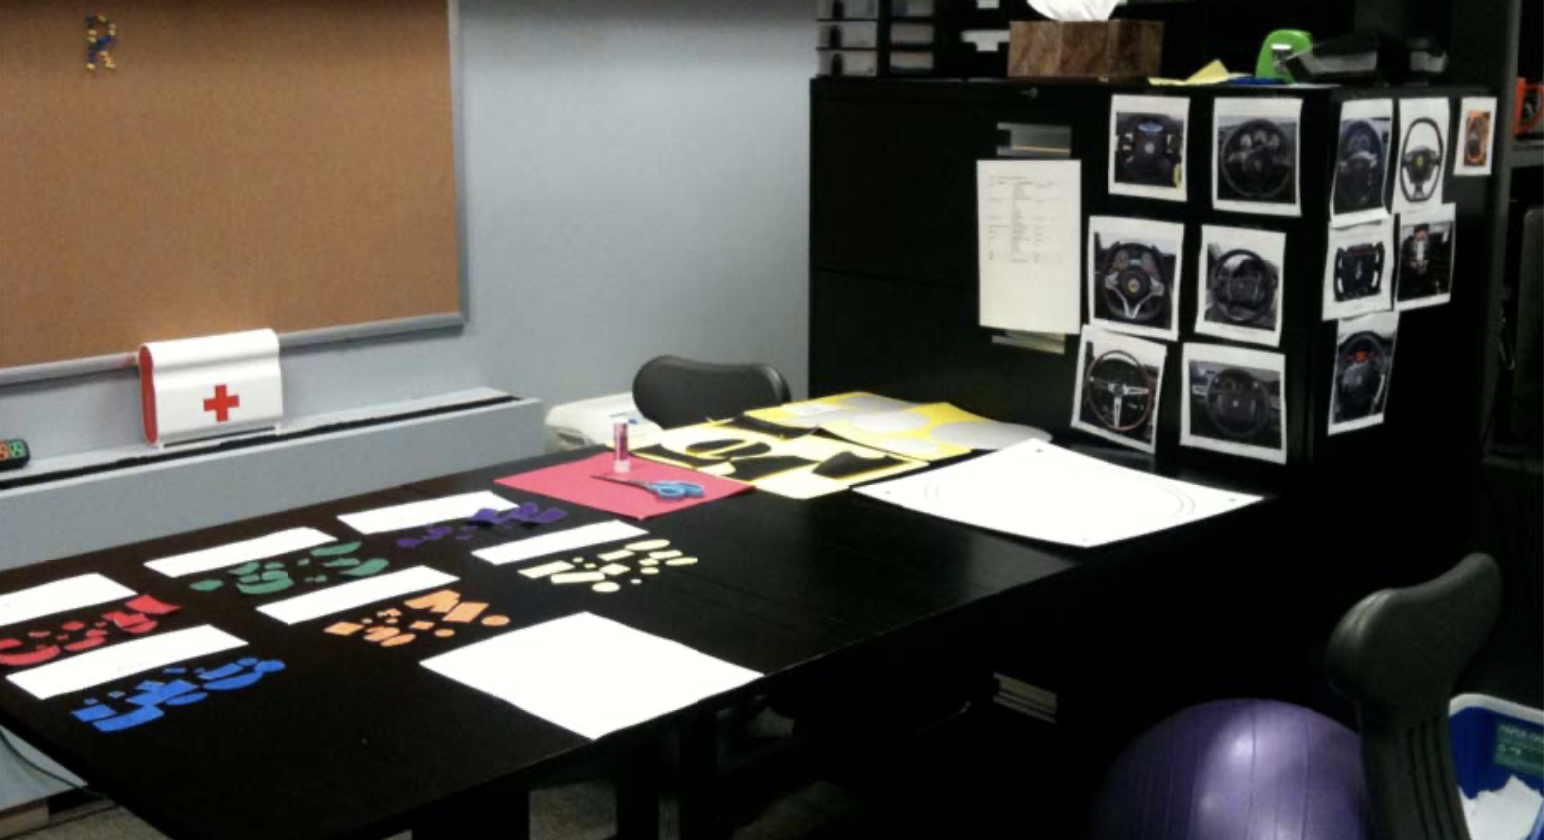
[
  {"xmin": 311, "ymin": 541, "xmax": 363, "ymax": 557},
  {"xmin": 236, "ymin": 578, "xmax": 294, "ymax": 595},
  {"xmin": 341, "ymin": 559, "xmax": 388, "ymax": 578}
]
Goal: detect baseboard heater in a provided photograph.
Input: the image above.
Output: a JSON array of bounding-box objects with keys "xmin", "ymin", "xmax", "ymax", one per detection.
[{"xmin": 0, "ymin": 390, "xmax": 518, "ymax": 493}]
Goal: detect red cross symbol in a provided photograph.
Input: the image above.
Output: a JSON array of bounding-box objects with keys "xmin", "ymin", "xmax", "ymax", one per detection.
[{"xmin": 203, "ymin": 385, "xmax": 241, "ymax": 423}]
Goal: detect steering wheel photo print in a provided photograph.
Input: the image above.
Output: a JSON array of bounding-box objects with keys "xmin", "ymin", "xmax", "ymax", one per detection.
[
  {"xmin": 1100, "ymin": 241, "xmax": 1170, "ymax": 324},
  {"xmin": 1331, "ymin": 99, "xmax": 1393, "ymax": 222},
  {"xmin": 1329, "ymin": 312, "xmax": 1400, "ymax": 436},
  {"xmin": 1322, "ymin": 216, "xmax": 1396, "ymax": 321},
  {"xmin": 1072, "ymin": 327, "xmax": 1169, "ymax": 454},
  {"xmin": 1088, "ymin": 216, "xmax": 1185, "ymax": 341},
  {"xmin": 1210, "ymin": 251, "xmax": 1277, "ymax": 323},
  {"xmin": 1334, "ymin": 241, "xmax": 1385, "ymax": 302},
  {"xmin": 1399, "ymin": 117, "xmax": 1445, "ymax": 203},
  {"xmin": 1197, "ymin": 225, "xmax": 1286, "ymax": 347},
  {"xmin": 1393, "ymin": 98, "xmax": 1451, "ymax": 213},
  {"xmin": 1213, "ymin": 97, "xmax": 1303, "ymax": 217},
  {"xmin": 1109, "ymin": 94, "xmax": 1190, "ymax": 202},
  {"xmin": 1336, "ymin": 120, "xmax": 1386, "ymax": 210},
  {"xmin": 1181, "ymin": 343, "xmax": 1288, "ymax": 464}
]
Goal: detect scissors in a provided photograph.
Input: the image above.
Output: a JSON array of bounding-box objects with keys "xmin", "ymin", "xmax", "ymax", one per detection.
[{"xmin": 592, "ymin": 474, "xmax": 705, "ymax": 501}]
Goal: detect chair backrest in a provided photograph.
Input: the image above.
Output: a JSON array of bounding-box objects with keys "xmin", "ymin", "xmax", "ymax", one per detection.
[
  {"xmin": 632, "ymin": 355, "xmax": 792, "ymax": 429},
  {"xmin": 1325, "ymin": 553, "xmax": 1503, "ymax": 840}
]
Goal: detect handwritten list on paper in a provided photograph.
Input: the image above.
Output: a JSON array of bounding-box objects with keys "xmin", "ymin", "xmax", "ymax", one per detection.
[{"xmin": 977, "ymin": 160, "xmax": 1082, "ymax": 335}]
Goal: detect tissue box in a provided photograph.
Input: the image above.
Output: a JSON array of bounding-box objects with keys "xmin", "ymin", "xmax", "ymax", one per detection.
[{"xmin": 1008, "ymin": 21, "xmax": 1162, "ymax": 79}]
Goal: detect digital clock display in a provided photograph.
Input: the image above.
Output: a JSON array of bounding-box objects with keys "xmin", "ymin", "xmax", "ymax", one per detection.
[{"xmin": 0, "ymin": 439, "xmax": 30, "ymax": 471}]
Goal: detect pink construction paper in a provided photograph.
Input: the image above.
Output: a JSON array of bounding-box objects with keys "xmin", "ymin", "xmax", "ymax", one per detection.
[{"xmin": 494, "ymin": 453, "xmax": 752, "ymax": 520}]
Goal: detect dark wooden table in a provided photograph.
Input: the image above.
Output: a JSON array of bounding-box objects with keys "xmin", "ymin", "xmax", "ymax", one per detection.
[{"xmin": 0, "ymin": 446, "xmax": 1275, "ymax": 840}]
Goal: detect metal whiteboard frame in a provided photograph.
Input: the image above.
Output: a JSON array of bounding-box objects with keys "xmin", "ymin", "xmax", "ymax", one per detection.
[{"xmin": 0, "ymin": 0, "xmax": 470, "ymax": 388}]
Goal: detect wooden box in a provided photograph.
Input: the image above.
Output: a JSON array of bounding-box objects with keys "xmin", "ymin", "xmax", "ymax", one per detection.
[{"xmin": 1008, "ymin": 20, "xmax": 1162, "ymax": 79}]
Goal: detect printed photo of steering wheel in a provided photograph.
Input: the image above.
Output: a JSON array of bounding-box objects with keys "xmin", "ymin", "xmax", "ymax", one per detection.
[
  {"xmin": 1334, "ymin": 242, "xmax": 1385, "ymax": 302},
  {"xmin": 1202, "ymin": 367, "xmax": 1276, "ymax": 441},
  {"xmin": 1219, "ymin": 119, "xmax": 1295, "ymax": 202},
  {"xmin": 1115, "ymin": 114, "xmax": 1184, "ymax": 188},
  {"xmin": 1099, "ymin": 240, "xmax": 1171, "ymax": 325},
  {"xmin": 1082, "ymin": 349, "xmax": 1156, "ymax": 434},
  {"xmin": 1334, "ymin": 119, "xmax": 1386, "ymax": 213},
  {"xmin": 1207, "ymin": 248, "xmax": 1279, "ymax": 327},
  {"xmin": 1399, "ymin": 117, "xmax": 1445, "ymax": 203},
  {"xmin": 1334, "ymin": 332, "xmax": 1391, "ymax": 422}
]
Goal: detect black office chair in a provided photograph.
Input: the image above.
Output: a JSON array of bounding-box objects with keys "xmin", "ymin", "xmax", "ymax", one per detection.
[
  {"xmin": 1326, "ymin": 552, "xmax": 1502, "ymax": 840},
  {"xmin": 632, "ymin": 355, "xmax": 791, "ymax": 429},
  {"xmin": 1093, "ymin": 553, "xmax": 1502, "ymax": 840}
]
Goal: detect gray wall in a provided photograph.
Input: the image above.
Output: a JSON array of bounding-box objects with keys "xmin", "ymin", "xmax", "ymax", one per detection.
[{"xmin": 0, "ymin": 0, "xmax": 812, "ymax": 460}]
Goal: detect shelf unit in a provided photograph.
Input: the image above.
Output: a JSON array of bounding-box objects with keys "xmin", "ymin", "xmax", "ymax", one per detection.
[{"xmin": 1511, "ymin": 138, "xmax": 1544, "ymax": 170}]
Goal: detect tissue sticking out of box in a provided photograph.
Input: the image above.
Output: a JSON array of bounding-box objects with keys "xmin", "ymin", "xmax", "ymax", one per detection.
[
  {"xmin": 1462, "ymin": 776, "xmax": 1544, "ymax": 840},
  {"xmin": 1027, "ymin": 0, "xmax": 1123, "ymax": 22}
]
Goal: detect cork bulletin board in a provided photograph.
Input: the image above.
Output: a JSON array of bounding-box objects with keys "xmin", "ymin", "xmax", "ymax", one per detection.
[{"xmin": 0, "ymin": 0, "xmax": 461, "ymax": 374}]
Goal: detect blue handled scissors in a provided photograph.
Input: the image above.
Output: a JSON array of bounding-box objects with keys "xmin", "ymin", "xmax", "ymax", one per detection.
[{"xmin": 593, "ymin": 474, "xmax": 705, "ymax": 501}]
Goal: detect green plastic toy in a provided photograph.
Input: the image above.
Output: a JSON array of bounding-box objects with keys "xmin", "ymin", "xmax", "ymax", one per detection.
[{"xmin": 1256, "ymin": 29, "xmax": 1314, "ymax": 82}]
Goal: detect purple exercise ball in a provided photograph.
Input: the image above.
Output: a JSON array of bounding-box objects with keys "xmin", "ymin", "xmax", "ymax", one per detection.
[{"xmin": 1092, "ymin": 699, "xmax": 1373, "ymax": 840}]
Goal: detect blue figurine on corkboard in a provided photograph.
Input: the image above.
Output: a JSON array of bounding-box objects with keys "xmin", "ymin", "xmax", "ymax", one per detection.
[{"xmin": 86, "ymin": 14, "xmax": 117, "ymax": 71}]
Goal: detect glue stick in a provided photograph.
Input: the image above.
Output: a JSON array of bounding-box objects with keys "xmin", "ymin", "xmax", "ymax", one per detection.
[{"xmin": 612, "ymin": 418, "xmax": 630, "ymax": 473}]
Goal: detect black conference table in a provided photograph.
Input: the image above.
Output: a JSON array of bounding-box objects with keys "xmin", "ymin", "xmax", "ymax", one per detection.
[{"xmin": 0, "ymin": 445, "xmax": 1275, "ymax": 840}]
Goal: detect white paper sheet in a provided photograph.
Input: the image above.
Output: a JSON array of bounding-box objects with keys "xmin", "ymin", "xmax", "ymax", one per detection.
[
  {"xmin": 6, "ymin": 626, "xmax": 246, "ymax": 700},
  {"xmin": 857, "ymin": 440, "xmax": 1258, "ymax": 547},
  {"xmin": 1087, "ymin": 216, "xmax": 1185, "ymax": 341},
  {"xmin": 1108, "ymin": 95, "xmax": 1190, "ymax": 202},
  {"xmin": 1453, "ymin": 96, "xmax": 1499, "ymax": 177},
  {"xmin": 145, "ymin": 527, "xmax": 337, "ymax": 578},
  {"xmin": 474, "ymin": 521, "xmax": 651, "ymax": 566},
  {"xmin": 1195, "ymin": 225, "xmax": 1286, "ymax": 347},
  {"xmin": 421, "ymin": 612, "xmax": 761, "ymax": 739},
  {"xmin": 1180, "ymin": 343, "xmax": 1289, "ymax": 465},
  {"xmin": 1393, "ymin": 98, "xmax": 1451, "ymax": 213},
  {"xmin": 1213, "ymin": 97, "xmax": 1303, "ymax": 217},
  {"xmin": 257, "ymin": 566, "xmax": 457, "ymax": 625},
  {"xmin": 1323, "ymin": 217, "xmax": 1396, "ymax": 321},
  {"xmin": 338, "ymin": 491, "xmax": 515, "ymax": 535},
  {"xmin": 1330, "ymin": 99, "xmax": 1394, "ymax": 224},
  {"xmin": 977, "ymin": 160, "xmax": 1082, "ymax": 335},
  {"xmin": 0, "ymin": 574, "xmax": 136, "ymax": 629},
  {"xmin": 1071, "ymin": 326, "xmax": 1167, "ymax": 454}
]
